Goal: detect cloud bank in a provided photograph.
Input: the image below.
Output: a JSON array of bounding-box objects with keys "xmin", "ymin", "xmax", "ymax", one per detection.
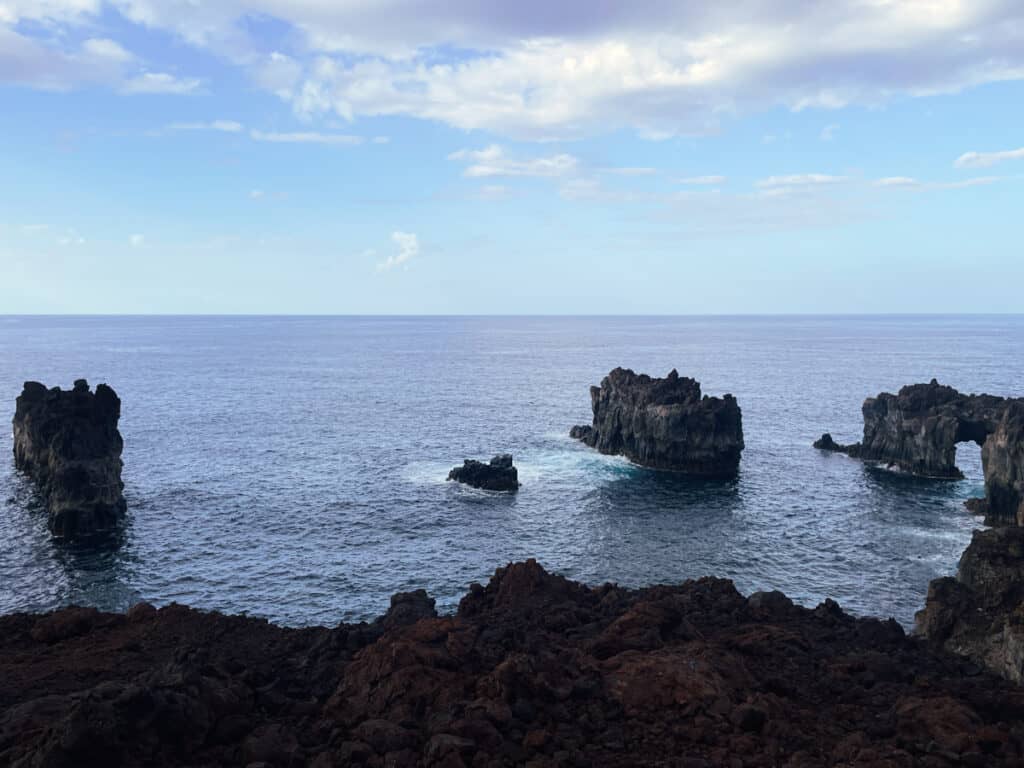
[{"xmin": 2, "ymin": 1, "xmax": 1023, "ymax": 139}]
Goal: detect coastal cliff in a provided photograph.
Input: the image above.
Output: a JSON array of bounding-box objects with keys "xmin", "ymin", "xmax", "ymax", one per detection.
[
  {"xmin": 816, "ymin": 380, "xmax": 1024, "ymax": 523},
  {"xmin": 4, "ymin": 561, "xmax": 1024, "ymax": 767},
  {"xmin": 571, "ymin": 368, "xmax": 744, "ymax": 477},
  {"xmin": 12, "ymin": 380, "xmax": 126, "ymax": 538},
  {"xmin": 917, "ymin": 526, "xmax": 1024, "ymax": 683}
]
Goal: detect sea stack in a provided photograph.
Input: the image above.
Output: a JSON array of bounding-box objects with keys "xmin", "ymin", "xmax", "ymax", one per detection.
[
  {"xmin": 916, "ymin": 526, "xmax": 1024, "ymax": 682},
  {"xmin": 12, "ymin": 379, "xmax": 127, "ymax": 538},
  {"xmin": 815, "ymin": 380, "xmax": 1024, "ymax": 524},
  {"xmin": 447, "ymin": 454, "xmax": 520, "ymax": 491},
  {"xmin": 571, "ymin": 368, "xmax": 744, "ymax": 477}
]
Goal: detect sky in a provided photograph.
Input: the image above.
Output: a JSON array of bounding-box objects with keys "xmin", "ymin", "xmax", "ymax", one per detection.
[{"xmin": 1, "ymin": 1, "xmax": 1023, "ymax": 314}]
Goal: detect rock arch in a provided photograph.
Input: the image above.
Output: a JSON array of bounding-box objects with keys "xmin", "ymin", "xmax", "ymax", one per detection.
[{"xmin": 815, "ymin": 380, "xmax": 1024, "ymax": 524}]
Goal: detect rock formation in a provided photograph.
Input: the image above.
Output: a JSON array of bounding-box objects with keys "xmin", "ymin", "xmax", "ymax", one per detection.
[
  {"xmin": 917, "ymin": 526, "xmax": 1024, "ymax": 683},
  {"xmin": 447, "ymin": 454, "xmax": 520, "ymax": 491},
  {"xmin": 816, "ymin": 379, "xmax": 1024, "ymax": 523},
  {"xmin": 12, "ymin": 379, "xmax": 126, "ymax": 538},
  {"xmin": 571, "ymin": 368, "xmax": 744, "ymax": 477},
  {"xmin": 4, "ymin": 561, "xmax": 1024, "ymax": 766}
]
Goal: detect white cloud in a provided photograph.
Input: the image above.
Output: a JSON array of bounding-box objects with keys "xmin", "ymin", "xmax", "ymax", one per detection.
[
  {"xmin": 5, "ymin": 2, "xmax": 1024, "ymax": 138},
  {"xmin": 600, "ymin": 167, "xmax": 657, "ymax": 176},
  {"xmin": 874, "ymin": 176, "xmax": 919, "ymax": 187},
  {"xmin": 448, "ymin": 145, "xmax": 578, "ymax": 178},
  {"xmin": 121, "ymin": 72, "xmax": 201, "ymax": 94},
  {"xmin": 56, "ymin": 229, "xmax": 85, "ymax": 245},
  {"xmin": 165, "ymin": 119, "xmax": 243, "ymax": 133},
  {"xmin": 249, "ymin": 189, "xmax": 265, "ymax": 199},
  {"xmin": 954, "ymin": 146, "xmax": 1024, "ymax": 169},
  {"xmin": 756, "ymin": 174, "xmax": 847, "ymax": 188},
  {"xmin": 249, "ymin": 129, "xmax": 365, "ymax": 145},
  {"xmin": 129, "ymin": 233, "xmax": 144, "ymax": 246},
  {"xmin": 678, "ymin": 175, "xmax": 727, "ymax": 185},
  {"xmin": 820, "ymin": 123, "xmax": 839, "ymax": 141},
  {"xmin": 873, "ymin": 175, "xmax": 1000, "ymax": 190},
  {"xmin": 376, "ymin": 231, "xmax": 419, "ymax": 271},
  {"xmin": 81, "ymin": 38, "xmax": 133, "ymax": 63}
]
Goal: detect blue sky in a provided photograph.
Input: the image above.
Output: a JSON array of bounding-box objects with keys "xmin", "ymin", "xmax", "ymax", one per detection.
[{"xmin": 2, "ymin": 1, "xmax": 1023, "ymax": 314}]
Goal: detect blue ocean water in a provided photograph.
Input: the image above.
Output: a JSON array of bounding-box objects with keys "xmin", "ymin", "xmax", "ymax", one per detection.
[{"xmin": 1, "ymin": 315, "xmax": 1021, "ymax": 627}]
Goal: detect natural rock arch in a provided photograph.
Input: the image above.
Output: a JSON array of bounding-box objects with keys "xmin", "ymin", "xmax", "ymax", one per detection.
[{"xmin": 815, "ymin": 380, "xmax": 1024, "ymax": 523}]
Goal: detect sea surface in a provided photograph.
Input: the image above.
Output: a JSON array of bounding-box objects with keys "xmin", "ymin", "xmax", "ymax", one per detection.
[{"xmin": 1, "ymin": 315, "xmax": 1022, "ymax": 628}]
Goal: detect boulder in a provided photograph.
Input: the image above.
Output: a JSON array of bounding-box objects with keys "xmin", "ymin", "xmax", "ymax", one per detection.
[
  {"xmin": 12, "ymin": 379, "xmax": 126, "ymax": 538},
  {"xmin": 816, "ymin": 380, "xmax": 1024, "ymax": 523},
  {"xmin": 571, "ymin": 368, "xmax": 744, "ymax": 477},
  {"xmin": 916, "ymin": 526, "xmax": 1024, "ymax": 682},
  {"xmin": 447, "ymin": 454, "xmax": 520, "ymax": 491}
]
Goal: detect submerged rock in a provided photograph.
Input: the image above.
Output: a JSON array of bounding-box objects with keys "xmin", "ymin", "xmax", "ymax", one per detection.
[
  {"xmin": 571, "ymin": 368, "xmax": 744, "ymax": 477},
  {"xmin": 917, "ymin": 526, "xmax": 1024, "ymax": 682},
  {"xmin": 816, "ymin": 379, "xmax": 1024, "ymax": 523},
  {"xmin": 3, "ymin": 561, "xmax": 1024, "ymax": 766},
  {"xmin": 447, "ymin": 453, "xmax": 520, "ymax": 491},
  {"xmin": 12, "ymin": 379, "xmax": 126, "ymax": 538}
]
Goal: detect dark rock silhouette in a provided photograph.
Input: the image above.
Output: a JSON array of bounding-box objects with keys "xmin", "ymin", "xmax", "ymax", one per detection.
[
  {"xmin": 447, "ymin": 454, "xmax": 520, "ymax": 491},
  {"xmin": 3, "ymin": 560, "xmax": 1024, "ymax": 766},
  {"xmin": 917, "ymin": 526, "xmax": 1024, "ymax": 682},
  {"xmin": 816, "ymin": 379, "xmax": 1024, "ymax": 523},
  {"xmin": 12, "ymin": 379, "xmax": 126, "ymax": 538},
  {"xmin": 571, "ymin": 368, "xmax": 744, "ymax": 477}
]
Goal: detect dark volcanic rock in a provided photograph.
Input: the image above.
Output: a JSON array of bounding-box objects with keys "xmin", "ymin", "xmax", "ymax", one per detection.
[
  {"xmin": 12, "ymin": 379, "xmax": 126, "ymax": 538},
  {"xmin": 817, "ymin": 379, "xmax": 1024, "ymax": 523},
  {"xmin": 447, "ymin": 453, "xmax": 520, "ymax": 491},
  {"xmin": 571, "ymin": 368, "xmax": 744, "ymax": 476},
  {"xmin": 4, "ymin": 561, "xmax": 1024, "ymax": 766},
  {"xmin": 917, "ymin": 526, "xmax": 1024, "ymax": 682}
]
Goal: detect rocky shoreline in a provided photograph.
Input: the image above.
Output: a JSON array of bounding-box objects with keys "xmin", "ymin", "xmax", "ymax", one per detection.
[{"xmin": 4, "ymin": 561, "xmax": 1024, "ymax": 767}]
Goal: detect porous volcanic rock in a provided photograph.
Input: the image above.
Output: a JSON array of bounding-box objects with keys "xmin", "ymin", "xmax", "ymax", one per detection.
[
  {"xmin": 816, "ymin": 380, "xmax": 1024, "ymax": 523},
  {"xmin": 4, "ymin": 561, "xmax": 1024, "ymax": 766},
  {"xmin": 572, "ymin": 368, "xmax": 744, "ymax": 477},
  {"xmin": 917, "ymin": 526, "xmax": 1024, "ymax": 682},
  {"xmin": 447, "ymin": 454, "xmax": 520, "ymax": 491},
  {"xmin": 12, "ymin": 379, "xmax": 126, "ymax": 538}
]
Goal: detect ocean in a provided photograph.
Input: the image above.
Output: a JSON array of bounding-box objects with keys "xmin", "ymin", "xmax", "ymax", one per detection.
[{"xmin": 1, "ymin": 315, "xmax": 1021, "ymax": 627}]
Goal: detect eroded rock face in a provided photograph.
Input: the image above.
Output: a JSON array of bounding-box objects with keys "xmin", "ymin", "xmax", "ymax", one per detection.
[
  {"xmin": 12, "ymin": 379, "xmax": 126, "ymax": 538},
  {"xmin": 917, "ymin": 526, "xmax": 1024, "ymax": 683},
  {"xmin": 572, "ymin": 368, "xmax": 744, "ymax": 477},
  {"xmin": 447, "ymin": 454, "xmax": 520, "ymax": 491},
  {"xmin": 816, "ymin": 379, "xmax": 1024, "ymax": 523},
  {"xmin": 4, "ymin": 561, "xmax": 1024, "ymax": 766}
]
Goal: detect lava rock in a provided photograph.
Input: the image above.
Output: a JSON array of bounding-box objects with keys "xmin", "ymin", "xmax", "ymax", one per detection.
[
  {"xmin": 447, "ymin": 454, "xmax": 520, "ymax": 491},
  {"xmin": 12, "ymin": 379, "xmax": 126, "ymax": 538},
  {"xmin": 817, "ymin": 380, "xmax": 1024, "ymax": 522},
  {"xmin": 3, "ymin": 561, "xmax": 1024, "ymax": 766},
  {"xmin": 570, "ymin": 368, "xmax": 744, "ymax": 477},
  {"xmin": 917, "ymin": 526, "xmax": 1024, "ymax": 682}
]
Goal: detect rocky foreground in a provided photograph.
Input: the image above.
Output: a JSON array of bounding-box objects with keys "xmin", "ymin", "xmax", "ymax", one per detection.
[{"xmin": 3, "ymin": 563, "xmax": 1024, "ymax": 767}]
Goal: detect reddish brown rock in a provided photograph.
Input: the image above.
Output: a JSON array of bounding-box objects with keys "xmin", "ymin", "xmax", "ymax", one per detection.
[{"xmin": 3, "ymin": 562, "xmax": 1024, "ymax": 766}]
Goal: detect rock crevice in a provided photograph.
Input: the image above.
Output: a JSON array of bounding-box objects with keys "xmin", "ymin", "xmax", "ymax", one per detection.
[
  {"xmin": 12, "ymin": 379, "xmax": 126, "ymax": 538},
  {"xmin": 572, "ymin": 368, "xmax": 744, "ymax": 477}
]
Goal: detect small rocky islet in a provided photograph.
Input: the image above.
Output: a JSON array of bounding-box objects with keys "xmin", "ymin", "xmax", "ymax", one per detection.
[
  {"xmin": 7, "ymin": 375, "xmax": 1024, "ymax": 765},
  {"xmin": 13, "ymin": 379, "xmax": 126, "ymax": 539},
  {"xmin": 571, "ymin": 367, "xmax": 744, "ymax": 478},
  {"xmin": 447, "ymin": 454, "xmax": 520, "ymax": 492}
]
